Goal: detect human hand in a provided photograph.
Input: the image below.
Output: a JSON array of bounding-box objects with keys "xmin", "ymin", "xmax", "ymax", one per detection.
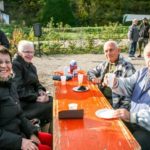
[
  {"xmin": 21, "ymin": 138, "xmax": 38, "ymax": 150},
  {"xmin": 91, "ymin": 78, "xmax": 102, "ymax": 84},
  {"xmin": 38, "ymin": 90, "xmax": 46, "ymax": 96},
  {"xmin": 37, "ymin": 95, "xmax": 49, "ymax": 103},
  {"xmin": 30, "ymin": 134, "xmax": 41, "ymax": 145},
  {"xmin": 112, "ymin": 108, "xmax": 130, "ymax": 122},
  {"xmin": 103, "ymin": 73, "xmax": 116, "ymax": 88}
]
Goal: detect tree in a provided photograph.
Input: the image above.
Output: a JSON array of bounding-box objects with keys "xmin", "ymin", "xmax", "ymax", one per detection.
[
  {"xmin": 41, "ymin": 0, "xmax": 76, "ymax": 26},
  {"xmin": 4, "ymin": 0, "xmax": 150, "ymax": 26},
  {"xmin": 5, "ymin": 0, "xmax": 45, "ymax": 25}
]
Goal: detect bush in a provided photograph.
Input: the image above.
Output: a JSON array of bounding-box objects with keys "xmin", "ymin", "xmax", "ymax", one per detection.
[{"xmin": 2, "ymin": 22, "xmax": 129, "ymax": 55}]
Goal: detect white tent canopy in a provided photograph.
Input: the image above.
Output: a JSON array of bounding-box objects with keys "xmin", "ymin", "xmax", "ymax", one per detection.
[{"xmin": 123, "ymin": 14, "xmax": 150, "ymax": 23}]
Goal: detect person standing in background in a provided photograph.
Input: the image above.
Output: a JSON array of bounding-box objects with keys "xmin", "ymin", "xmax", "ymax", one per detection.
[
  {"xmin": 138, "ymin": 18, "xmax": 150, "ymax": 57},
  {"xmin": 128, "ymin": 19, "xmax": 139, "ymax": 57},
  {"xmin": 0, "ymin": 29, "xmax": 10, "ymax": 49}
]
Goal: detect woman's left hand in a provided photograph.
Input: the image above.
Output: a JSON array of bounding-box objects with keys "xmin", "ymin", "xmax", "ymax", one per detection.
[{"xmin": 30, "ymin": 134, "xmax": 41, "ymax": 145}]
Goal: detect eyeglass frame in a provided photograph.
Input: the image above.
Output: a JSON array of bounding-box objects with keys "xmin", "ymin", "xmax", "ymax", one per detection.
[{"xmin": 22, "ymin": 50, "xmax": 35, "ymax": 54}]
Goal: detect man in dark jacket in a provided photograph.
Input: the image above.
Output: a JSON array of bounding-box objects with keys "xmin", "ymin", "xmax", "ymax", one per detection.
[
  {"xmin": 12, "ymin": 40, "xmax": 53, "ymax": 127},
  {"xmin": 0, "ymin": 30, "xmax": 10, "ymax": 48},
  {"xmin": 138, "ymin": 18, "xmax": 150, "ymax": 57},
  {"xmin": 128, "ymin": 19, "xmax": 139, "ymax": 57}
]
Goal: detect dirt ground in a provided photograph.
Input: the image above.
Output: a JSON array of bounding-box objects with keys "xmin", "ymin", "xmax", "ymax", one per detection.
[{"xmin": 33, "ymin": 53, "xmax": 145, "ymax": 94}]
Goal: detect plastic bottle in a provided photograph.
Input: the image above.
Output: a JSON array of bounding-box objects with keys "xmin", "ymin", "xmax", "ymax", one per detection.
[{"xmin": 69, "ymin": 60, "xmax": 77, "ymax": 75}]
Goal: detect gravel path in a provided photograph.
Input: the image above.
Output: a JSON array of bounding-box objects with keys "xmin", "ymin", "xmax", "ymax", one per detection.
[{"xmin": 33, "ymin": 53, "xmax": 145, "ymax": 93}]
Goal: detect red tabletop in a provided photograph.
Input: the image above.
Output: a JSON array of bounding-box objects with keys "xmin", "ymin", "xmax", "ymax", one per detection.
[{"xmin": 53, "ymin": 75, "xmax": 141, "ymax": 150}]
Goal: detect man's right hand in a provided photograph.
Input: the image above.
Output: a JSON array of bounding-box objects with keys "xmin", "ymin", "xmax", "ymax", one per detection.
[
  {"xmin": 103, "ymin": 73, "xmax": 117, "ymax": 88},
  {"xmin": 21, "ymin": 138, "xmax": 38, "ymax": 150},
  {"xmin": 91, "ymin": 78, "xmax": 102, "ymax": 84}
]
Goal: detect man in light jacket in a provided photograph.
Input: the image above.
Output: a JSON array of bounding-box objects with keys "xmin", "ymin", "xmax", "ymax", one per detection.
[
  {"xmin": 104, "ymin": 42, "xmax": 150, "ymax": 150},
  {"xmin": 88, "ymin": 40, "xmax": 136, "ymax": 109}
]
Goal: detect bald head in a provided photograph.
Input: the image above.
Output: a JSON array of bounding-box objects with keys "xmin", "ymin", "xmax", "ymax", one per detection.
[
  {"xmin": 103, "ymin": 40, "xmax": 120, "ymax": 63},
  {"xmin": 132, "ymin": 19, "xmax": 138, "ymax": 25},
  {"xmin": 103, "ymin": 41, "xmax": 118, "ymax": 50}
]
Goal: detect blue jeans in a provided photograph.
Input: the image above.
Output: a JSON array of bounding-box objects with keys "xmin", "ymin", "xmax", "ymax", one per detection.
[{"xmin": 128, "ymin": 41, "xmax": 137, "ymax": 56}]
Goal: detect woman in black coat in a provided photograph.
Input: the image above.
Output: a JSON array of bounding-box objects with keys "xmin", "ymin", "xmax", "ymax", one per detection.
[
  {"xmin": 12, "ymin": 40, "xmax": 52, "ymax": 126},
  {"xmin": 0, "ymin": 46, "xmax": 52, "ymax": 150}
]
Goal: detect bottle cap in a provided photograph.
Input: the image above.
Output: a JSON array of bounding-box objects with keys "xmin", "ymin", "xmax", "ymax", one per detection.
[{"xmin": 70, "ymin": 60, "xmax": 77, "ymax": 66}]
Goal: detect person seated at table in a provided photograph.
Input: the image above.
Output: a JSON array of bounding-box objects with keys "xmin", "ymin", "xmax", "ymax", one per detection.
[
  {"xmin": 87, "ymin": 40, "xmax": 136, "ymax": 109},
  {"xmin": 12, "ymin": 40, "xmax": 53, "ymax": 129},
  {"xmin": 0, "ymin": 46, "xmax": 52, "ymax": 150},
  {"xmin": 103, "ymin": 42, "xmax": 150, "ymax": 150}
]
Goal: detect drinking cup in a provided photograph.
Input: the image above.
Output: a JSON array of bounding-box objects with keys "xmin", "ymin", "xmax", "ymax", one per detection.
[
  {"xmin": 60, "ymin": 76, "xmax": 66, "ymax": 85},
  {"xmin": 78, "ymin": 74, "xmax": 83, "ymax": 86}
]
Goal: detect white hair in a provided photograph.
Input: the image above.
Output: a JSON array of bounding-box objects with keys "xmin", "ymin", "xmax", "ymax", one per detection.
[
  {"xmin": 17, "ymin": 40, "xmax": 34, "ymax": 52},
  {"xmin": 103, "ymin": 40, "xmax": 118, "ymax": 50}
]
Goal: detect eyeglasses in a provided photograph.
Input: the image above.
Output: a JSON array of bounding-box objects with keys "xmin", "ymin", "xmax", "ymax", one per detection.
[{"xmin": 22, "ymin": 51, "xmax": 35, "ymax": 54}]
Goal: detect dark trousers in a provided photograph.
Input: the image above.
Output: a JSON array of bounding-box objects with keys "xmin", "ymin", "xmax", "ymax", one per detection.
[
  {"xmin": 138, "ymin": 37, "xmax": 149, "ymax": 55},
  {"xmin": 128, "ymin": 41, "xmax": 137, "ymax": 56},
  {"xmin": 125, "ymin": 122, "xmax": 150, "ymax": 150},
  {"xmin": 21, "ymin": 96, "xmax": 53, "ymax": 126}
]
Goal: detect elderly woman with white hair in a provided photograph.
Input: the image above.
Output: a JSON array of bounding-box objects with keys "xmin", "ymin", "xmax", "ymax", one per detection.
[{"xmin": 12, "ymin": 40, "xmax": 53, "ymax": 129}]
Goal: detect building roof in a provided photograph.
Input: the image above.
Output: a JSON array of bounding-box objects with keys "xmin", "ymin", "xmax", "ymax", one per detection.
[{"xmin": 123, "ymin": 14, "xmax": 150, "ymax": 23}]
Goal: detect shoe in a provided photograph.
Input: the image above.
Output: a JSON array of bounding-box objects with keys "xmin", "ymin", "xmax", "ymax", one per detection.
[
  {"xmin": 137, "ymin": 55, "xmax": 141, "ymax": 58},
  {"xmin": 129, "ymin": 55, "xmax": 135, "ymax": 57}
]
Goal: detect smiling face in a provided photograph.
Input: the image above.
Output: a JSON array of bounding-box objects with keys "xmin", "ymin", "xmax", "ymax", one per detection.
[
  {"xmin": 0, "ymin": 53, "xmax": 12, "ymax": 80},
  {"xmin": 104, "ymin": 41, "xmax": 120, "ymax": 63},
  {"xmin": 19, "ymin": 45, "xmax": 35, "ymax": 63}
]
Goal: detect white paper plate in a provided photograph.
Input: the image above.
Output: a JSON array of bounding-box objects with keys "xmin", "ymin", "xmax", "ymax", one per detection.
[
  {"xmin": 72, "ymin": 86, "xmax": 89, "ymax": 92},
  {"xmin": 95, "ymin": 109, "xmax": 115, "ymax": 119}
]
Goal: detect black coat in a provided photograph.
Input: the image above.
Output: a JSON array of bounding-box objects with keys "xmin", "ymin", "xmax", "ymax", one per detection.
[
  {"xmin": 12, "ymin": 54, "xmax": 46, "ymax": 102},
  {"xmin": 0, "ymin": 30, "xmax": 10, "ymax": 49},
  {"xmin": 139, "ymin": 23, "xmax": 150, "ymax": 38},
  {"xmin": 12, "ymin": 54, "xmax": 52, "ymax": 123},
  {"xmin": 0, "ymin": 79, "xmax": 37, "ymax": 150}
]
